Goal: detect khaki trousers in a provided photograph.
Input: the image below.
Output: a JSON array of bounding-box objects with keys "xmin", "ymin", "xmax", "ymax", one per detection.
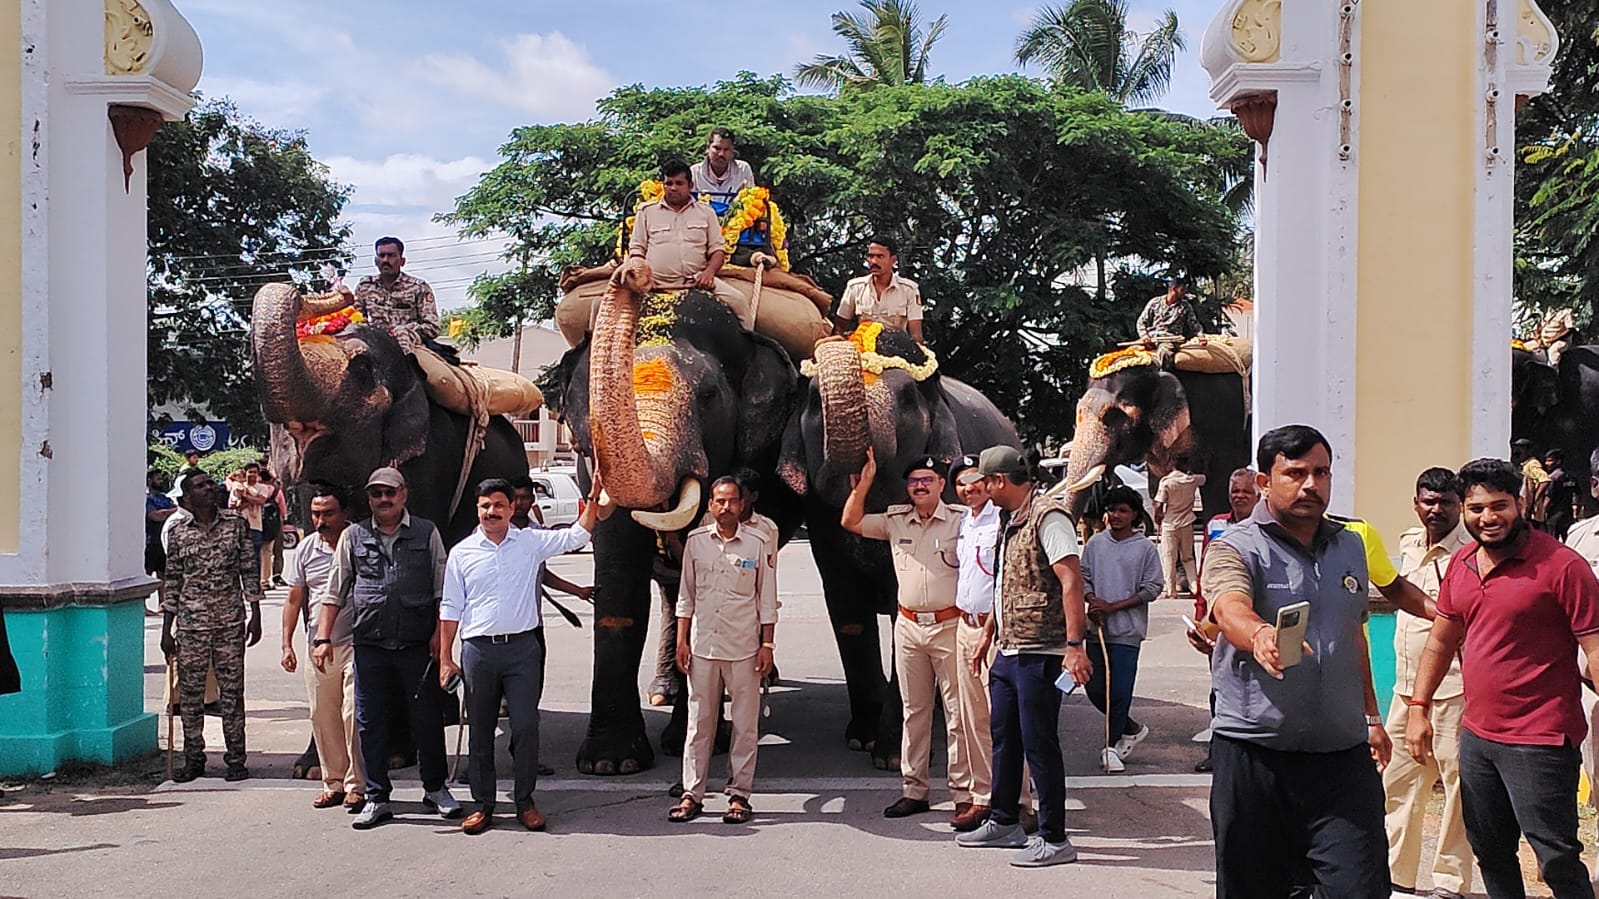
[
  {"xmin": 1383, "ymin": 693, "xmax": 1471, "ymax": 895},
  {"xmin": 1160, "ymin": 527, "xmax": 1197, "ymax": 596},
  {"xmin": 682, "ymin": 654, "xmax": 761, "ymax": 802},
  {"xmin": 894, "ymin": 615, "xmax": 970, "ymax": 803},
  {"xmin": 304, "ymin": 641, "xmax": 364, "ymax": 795},
  {"xmin": 955, "ymin": 616, "xmax": 993, "ymax": 805}
]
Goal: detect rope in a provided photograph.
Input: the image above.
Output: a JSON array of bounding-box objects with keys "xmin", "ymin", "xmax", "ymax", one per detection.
[
  {"xmin": 445, "ymin": 366, "xmax": 494, "ymax": 523},
  {"xmin": 1102, "ymin": 635, "xmax": 1114, "ymax": 772}
]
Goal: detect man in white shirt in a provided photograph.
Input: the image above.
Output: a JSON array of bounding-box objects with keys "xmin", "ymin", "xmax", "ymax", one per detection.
[
  {"xmin": 691, "ymin": 126, "xmax": 756, "ymax": 204},
  {"xmin": 950, "ymin": 454, "xmax": 1002, "ymax": 832},
  {"xmin": 439, "ymin": 476, "xmax": 602, "ymax": 835}
]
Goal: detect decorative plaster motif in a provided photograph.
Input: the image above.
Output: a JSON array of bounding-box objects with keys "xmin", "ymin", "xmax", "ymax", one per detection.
[
  {"xmin": 1230, "ymin": 0, "xmax": 1282, "ymax": 63},
  {"xmin": 109, "ymin": 105, "xmax": 165, "ymax": 191},
  {"xmin": 105, "ymin": 0, "xmax": 154, "ymax": 75},
  {"xmin": 1232, "ymin": 94, "xmax": 1277, "ymax": 172},
  {"xmin": 1516, "ymin": 0, "xmax": 1555, "ymax": 67}
]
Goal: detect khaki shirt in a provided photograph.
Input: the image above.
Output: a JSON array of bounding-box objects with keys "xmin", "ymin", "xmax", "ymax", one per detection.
[
  {"xmin": 628, "ymin": 199, "xmax": 725, "ymax": 290},
  {"xmin": 860, "ymin": 503, "xmax": 961, "ymax": 611},
  {"xmin": 677, "ymin": 523, "xmax": 777, "ymax": 660},
  {"xmin": 837, "ymin": 274, "xmax": 924, "ymax": 332},
  {"xmin": 1394, "ymin": 523, "xmax": 1470, "ymax": 699},
  {"xmin": 354, "ymin": 272, "xmax": 439, "ymax": 353}
]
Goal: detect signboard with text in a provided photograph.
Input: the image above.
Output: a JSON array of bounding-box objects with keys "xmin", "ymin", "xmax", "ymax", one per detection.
[{"xmin": 152, "ymin": 421, "xmax": 234, "ymax": 455}]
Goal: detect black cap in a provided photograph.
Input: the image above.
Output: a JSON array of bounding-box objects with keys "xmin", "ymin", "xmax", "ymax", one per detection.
[
  {"xmin": 948, "ymin": 454, "xmax": 980, "ymax": 483},
  {"xmin": 978, "ymin": 445, "xmax": 1030, "ymax": 481},
  {"xmin": 902, "ymin": 455, "xmax": 944, "ymax": 479}
]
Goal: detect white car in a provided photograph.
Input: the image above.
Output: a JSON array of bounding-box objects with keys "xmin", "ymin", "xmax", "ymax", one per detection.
[{"xmin": 530, "ymin": 469, "xmax": 584, "ymax": 528}]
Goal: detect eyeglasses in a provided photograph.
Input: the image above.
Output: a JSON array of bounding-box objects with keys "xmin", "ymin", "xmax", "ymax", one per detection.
[
  {"xmin": 366, "ymin": 487, "xmax": 399, "ymax": 498},
  {"xmin": 907, "ymin": 476, "xmax": 939, "ymax": 487}
]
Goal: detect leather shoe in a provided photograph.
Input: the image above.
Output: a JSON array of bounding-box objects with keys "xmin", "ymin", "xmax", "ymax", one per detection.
[
  {"xmin": 518, "ymin": 806, "xmax": 547, "ymax": 831},
  {"xmin": 883, "ymin": 797, "xmax": 931, "ymax": 818},
  {"xmin": 951, "ymin": 803, "xmax": 991, "ymax": 832},
  {"xmin": 461, "ymin": 810, "xmax": 493, "ymax": 835},
  {"xmin": 950, "ymin": 801, "xmax": 972, "ymax": 823}
]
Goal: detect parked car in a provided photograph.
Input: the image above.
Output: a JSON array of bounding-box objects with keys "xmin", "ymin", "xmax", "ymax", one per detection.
[
  {"xmin": 1038, "ymin": 457, "xmax": 1156, "ymax": 535},
  {"xmin": 530, "ymin": 468, "xmax": 584, "ymax": 529}
]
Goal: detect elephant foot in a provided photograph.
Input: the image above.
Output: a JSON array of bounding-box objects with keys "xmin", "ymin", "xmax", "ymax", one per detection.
[
  {"xmin": 576, "ymin": 727, "xmax": 655, "ymax": 777},
  {"xmin": 844, "ymin": 711, "xmax": 881, "ymax": 753},
  {"xmin": 291, "ymin": 741, "xmax": 320, "ymax": 780},
  {"xmin": 873, "ymin": 753, "xmax": 901, "ymax": 772}
]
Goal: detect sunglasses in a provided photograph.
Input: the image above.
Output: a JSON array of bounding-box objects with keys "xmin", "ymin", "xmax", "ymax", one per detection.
[
  {"xmin": 907, "ymin": 476, "xmax": 939, "ymax": 487},
  {"xmin": 366, "ymin": 486, "xmax": 399, "ymax": 499}
]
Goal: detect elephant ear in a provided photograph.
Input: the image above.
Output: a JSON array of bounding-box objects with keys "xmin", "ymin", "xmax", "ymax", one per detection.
[
  {"xmin": 924, "ymin": 384, "xmax": 962, "ymax": 463},
  {"xmin": 736, "ymin": 330, "xmax": 799, "ymax": 465},
  {"xmin": 776, "ymin": 406, "xmax": 809, "ymax": 497},
  {"xmin": 1143, "ymin": 371, "xmax": 1194, "ymax": 477},
  {"xmin": 379, "ymin": 354, "xmax": 431, "ymax": 466}
]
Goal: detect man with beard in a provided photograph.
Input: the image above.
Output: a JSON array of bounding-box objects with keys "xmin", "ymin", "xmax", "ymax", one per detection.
[
  {"xmin": 834, "ymin": 237, "xmax": 925, "ymax": 344},
  {"xmin": 844, "ymin": 450, "xmax": 971, "ymax": 819},
  {"xmin": 1384, "ymin": 468, "xmax": 1472, "ymax": 899},
  {"xmin": 440, "ymin": 477, "xmax": 601, "ymax": 834},
  {"xmin": 353, "ymin": 237, "xmax": 439, "ymax": 355},
  {"xmin": 1407, "ymin": 458, "xmax": 1599, "ymax": 899},
  {"xmin": 1201, "ymin": 425, "xmax": 1390, "ymax": 898},
  {"xmin": 281, "ymin": 485, "xmax": 365, "ymax": 812}
]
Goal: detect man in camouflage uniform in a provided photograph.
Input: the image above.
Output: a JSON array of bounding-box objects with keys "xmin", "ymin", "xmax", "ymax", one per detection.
[
  {"xmin": 161, "ymin": 471, "xmax": 264, "ymax": 782},
  {"xmin": 353, "ymin": 236, "xmax": 439, "ymax": 354},
  {"xmin": 1136, "ymin": 277, "xmax": 1205, "ymax": 369}
]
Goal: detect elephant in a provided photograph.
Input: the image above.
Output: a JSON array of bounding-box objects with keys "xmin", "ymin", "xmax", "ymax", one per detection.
[
  {"xmin": 1059, "ymin": 363, "xmax": 1251, "ymax": 525},
  {"xmin": 1512, "ymin": 345, "xmax": 1599, "ymax": 518},
  {"xmin": 555, "ymin": 262, "xmax": 800, "ymax": 775},
  {"xmin": 250, "ymin": 283, "xmax": 527, "ymax": 544},
  {"xmin": 775, "ymin": 329, "xmax": 1019, "ymax": 764}
]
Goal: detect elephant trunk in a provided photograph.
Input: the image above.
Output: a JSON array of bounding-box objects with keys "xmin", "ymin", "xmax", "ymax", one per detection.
[
  {"xmin": 1061, "ymin": 414, "xmax": 1113, "ymax": 517},
  {"xmin": 815, "ymin": 339, "xmax": 870, "ymax": 476},
  {"xmin": 588, "ymin": 261, "xmax": 692, "ymax": 511},
  {"xmin": 251, "ymin": 283, "xmax": 328, "ymax": 426}
]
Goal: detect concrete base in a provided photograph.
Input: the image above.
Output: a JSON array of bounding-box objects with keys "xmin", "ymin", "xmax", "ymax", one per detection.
[{"xmin": 0, "ymin": 601, "xmax": 155, "ymax": 775}]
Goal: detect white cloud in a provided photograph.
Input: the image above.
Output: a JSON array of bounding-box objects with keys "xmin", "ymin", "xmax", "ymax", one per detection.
[
  {"xmin": 342, "ymin": 212, "xmax": 512, "ymax": 312},
  {"xmin": 419, "ymin": 32, "xmax": 615, "ymax": 121},
  {"xmin": 196, "ymin": 76, "xmax": 329, "ymax": 130},
  {"xmin": 324, "ymin": 153, "xmax": 492, "ymax": 210}
]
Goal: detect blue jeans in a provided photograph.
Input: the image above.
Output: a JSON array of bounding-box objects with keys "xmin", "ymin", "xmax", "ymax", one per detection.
[
  {"xmin": 988, "ymin": 652, "xmax": 1067, "ymax": 844},
  {"xmin": 1084, "ymin": 640, "xmax": 1141, "ymax": 746},
  {"xmin": 353, "ymin": 643, "xmax": 448, "ymax": 803},
  {"xmin": 1458, "ymin": 728, "xmax": 1589, "ymax": 899}
]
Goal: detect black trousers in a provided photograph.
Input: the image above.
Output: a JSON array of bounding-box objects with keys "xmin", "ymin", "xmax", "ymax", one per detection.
[
  {"xmin": 1458, "ymin": 728, "xmax": 1590, "ymax": 899},
  {"xmin": 462, "ymin": 628, "xmax": 546, "ymax": 813},
  {"xmin": 1211, "ymin": 735, "xmax": 1388, "ymax": 899}
]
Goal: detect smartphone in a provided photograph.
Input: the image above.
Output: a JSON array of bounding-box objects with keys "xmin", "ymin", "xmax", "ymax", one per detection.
[
  {"xmin": 1275, "ymin": 601, "xmax": 1311, "ymax": 668},
  {"xmin": 1181, "ymin": 614, "xmax": 1198, "ymax": 632},
  {"xmin": 1054, "ymin": 668, "xmax": 1080, "ymax": 695}
]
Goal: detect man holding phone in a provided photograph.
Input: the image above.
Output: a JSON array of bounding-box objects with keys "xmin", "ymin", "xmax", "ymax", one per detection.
[{"xmin": 1199, "ymin": 425, "xmax": 1390, "ymax": 898}]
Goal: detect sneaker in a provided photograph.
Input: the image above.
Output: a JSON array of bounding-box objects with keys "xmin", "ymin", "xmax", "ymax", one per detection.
[
  {"xmin": 1100, "ymin": 746, "xmax": 1126, "ymax": 773},
  {"xmin": 350, "ymin": 800, "xmax": 393, "ymax": 830},
  {"xmin": 956, "ymin": 818, "xmax": 1028, "ymax": 849},
  {"xmin": 1010, "ymin": 834, "xmax": 1079, "ymax": 868},
  {"xmin": 423, "ymin": 786, "xmax": 463, "ymax": 819},
  {"xmin": 1114, "ymin": 723, "xmax": 1150, "ymax": 760}
]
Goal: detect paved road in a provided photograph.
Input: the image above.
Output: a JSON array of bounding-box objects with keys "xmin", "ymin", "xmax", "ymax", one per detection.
[{"xmin": 0, "ymin": 539, "xmax": 1428, "ymax": 897}]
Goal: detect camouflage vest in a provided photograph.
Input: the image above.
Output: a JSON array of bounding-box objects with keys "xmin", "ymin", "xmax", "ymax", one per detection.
[{"xmin": 997, "ymin": 493, "xmax": 1071, "ymax": 652}]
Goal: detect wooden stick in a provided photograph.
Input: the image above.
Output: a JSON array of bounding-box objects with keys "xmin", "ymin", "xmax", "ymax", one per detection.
[{"xmin": 165, "ymin": 657, "xmax": 177, "ymax": 782}]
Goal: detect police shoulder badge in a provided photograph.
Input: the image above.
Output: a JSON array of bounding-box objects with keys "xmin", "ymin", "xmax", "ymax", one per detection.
[{"xmin": 1342, "ymin": 574, "xmax": 1361, "ymax": 594}]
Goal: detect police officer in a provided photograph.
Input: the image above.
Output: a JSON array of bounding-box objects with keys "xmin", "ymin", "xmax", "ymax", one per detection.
[
  {"xmin": 843, "ymin": 450, "xmax": 971, "ymax": 820},
  {"xmin": 314, "ymin": 467, "xmax": 460, "ymax": 829}
]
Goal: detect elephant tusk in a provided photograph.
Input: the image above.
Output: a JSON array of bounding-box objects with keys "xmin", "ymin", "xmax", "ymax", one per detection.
[
  {"xmin": 630, "ymin": 477, "xmax": 702, "ymax": 532},
  {"xmin": 1064, "ymin": 464, "xmax": 1107, "ymax": 495}
]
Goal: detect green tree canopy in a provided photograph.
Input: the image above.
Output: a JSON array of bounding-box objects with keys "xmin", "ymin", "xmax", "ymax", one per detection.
[
  {"xmin": 1015, "ymin": 0, "xmax": 1186, "ymax": 106},
  {"xmin": 442, "ymin": 75, "xmax": 1245, "ymax": 442},
  {"xmin": 147, "ymin": 99, "xmax": 351, "ymax": 442},
  {"xmin": 794, "ymin": 0, "xmax": 949, "ymax": 91}
]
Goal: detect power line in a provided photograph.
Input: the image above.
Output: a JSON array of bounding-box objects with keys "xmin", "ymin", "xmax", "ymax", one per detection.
[{"xmin": 157, "ymin": 231, "xmax": 511, "ymax": 264}]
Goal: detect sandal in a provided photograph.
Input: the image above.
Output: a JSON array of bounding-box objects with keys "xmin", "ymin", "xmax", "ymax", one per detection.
[
  {"xmin": 667, "ymin": 796, "xmax": 703, "ymax": 823},
  {"xmin": 722, "ymin": 796, "xmax": 752, "ymax": 824},
  {"xmin": 312, "ymin": 790, "xmax": 345, "ymax": 809}
]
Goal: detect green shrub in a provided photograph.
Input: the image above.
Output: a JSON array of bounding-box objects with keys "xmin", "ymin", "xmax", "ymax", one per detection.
[{"xmin": 147, "ymin": 443, "xmax": 267, "ymax": 483}]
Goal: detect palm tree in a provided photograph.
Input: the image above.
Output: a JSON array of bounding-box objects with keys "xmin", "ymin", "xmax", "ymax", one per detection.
[
  {"xmin": 794, "ymin": 0, "xmax": 949, "ymax": 91},
  {"xmin": 1014, "ymin": 0, "xmax": 1185, "ymax": 106}
]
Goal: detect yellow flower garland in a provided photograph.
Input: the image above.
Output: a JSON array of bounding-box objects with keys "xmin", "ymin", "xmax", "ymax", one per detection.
[
  {"xmin": 611, "ymin": 179, "xmax": 791, "ymax": 270},
  {"xmin": 1088, "ymin": 345, "xmax": 1157, "ymax": 379},
  {"xmin": 800, "ymin": 323, "xmax": 939, "ymax": 382}
]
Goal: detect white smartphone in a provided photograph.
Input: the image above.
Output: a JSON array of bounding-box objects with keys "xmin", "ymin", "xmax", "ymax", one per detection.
[
  {"xmin": 1275, "ymin": 601, "xmax": 1311, "ymax": 668},
  {"xmin": 1180, "ymin": 614, "xmax": 1198, "ymax": 632},
  {"xmin": 1054, "ymin": 668, "xmax": 1080, "ymax": 695}
]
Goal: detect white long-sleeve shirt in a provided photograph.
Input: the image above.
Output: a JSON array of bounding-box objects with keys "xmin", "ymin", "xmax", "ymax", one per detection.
[{"xmin": 441, "ymin": 524, "xmax": 591, "ymax": 639}]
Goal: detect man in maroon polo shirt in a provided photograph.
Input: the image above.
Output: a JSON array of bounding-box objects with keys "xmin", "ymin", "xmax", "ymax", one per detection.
[{"xmin": 1406, "ymin": 457, "xmax": 1599, "ymax": 899}]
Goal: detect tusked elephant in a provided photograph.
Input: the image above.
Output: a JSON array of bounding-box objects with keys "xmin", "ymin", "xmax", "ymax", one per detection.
[
  {"xmin": 776, "ymin": 329, "xmax": 1018, "ymax": 764},
  {"xmin": 1059, "ymin": 363, "xmax": 1251, "ymax": 524},
  {"xmin": 1512, "ymin": 345, "xmax": 1599, "ymax": 518},
  {"xmin": 251, "ymin": 283, "xmax": 527, "ymax": 543},
  {"xmin": 556, "ymin": 262, "xmax": 800, "ymax": 775}
]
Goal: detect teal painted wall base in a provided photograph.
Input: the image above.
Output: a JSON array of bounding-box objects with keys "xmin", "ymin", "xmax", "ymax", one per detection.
[
  {"xmin": 1368, "ymin": 610, "xmax": 1398, "ymax": 716},
  {"xmin": 0, "ymin": 603, "xmax": 155, "ymax": 775}
]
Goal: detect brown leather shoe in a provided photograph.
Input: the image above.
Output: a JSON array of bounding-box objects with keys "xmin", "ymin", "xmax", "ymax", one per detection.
[
  {"xmin": 950, "ymin": 801, "xmax": 972, "ymax": 824},
  {"xmin": 951, "ymin": 803, "xmax": 991, "ymax": 832},
  {"xmin": 461, "ymin": 810, "xmax": 493, "ymax": 835},
  {"xmin": 311, "ymin": 790, "xmax": 345, "ymax": 809},
  {"xmin": 517, "ymin": 806, "xmax": 547, "ymax": 832},
  {"xmin": 883, "ymin": 797, "xmax": 931, "ymax": 818}
]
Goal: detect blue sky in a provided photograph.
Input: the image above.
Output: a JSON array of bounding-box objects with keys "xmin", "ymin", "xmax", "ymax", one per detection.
[{"xmin": 181, "ymin": 0, "xmax": 1224, "ymax": 307}]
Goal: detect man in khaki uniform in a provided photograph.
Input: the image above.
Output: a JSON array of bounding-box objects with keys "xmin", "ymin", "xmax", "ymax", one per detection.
[
  {"xmin": 627, "ymin": 159, "xmax": 750, "ymax": 327},
  {"xmin": 834, "ymin": 236, "xmax": 925, "ymax": 343},
  {"xmin": 668, "ymin": 477, "xmax": 777, "ymax": 825},
  {"xmin": 354, "ymin": 237, "xmax": 439, "ymax": 354},
  {"xmin": 1384, "ymin": 467, "xmax": 1472, "ymax": 898},
  {"xmin": 843, "ymin": 450, "xmax": 970, "ymax": 819}
]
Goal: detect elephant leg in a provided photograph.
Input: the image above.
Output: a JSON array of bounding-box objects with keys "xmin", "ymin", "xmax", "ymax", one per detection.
[
  {"xmin": 292, "ymin": 734, "xmax": 320, "ymax": 781},
  {"xmin": 647, "ymin": 592, "xmax": 682, "ymax": 707},
  {"xmin": 577, "ymin": 515, "xmax": 657, "ymax": 776},
  {"xmin": 814, "ymin": 545, "xmax": 888, "ymax": 758},
  {"xmin": 876, "ymin": 635, "xmax": 904, "ymax": 773}
]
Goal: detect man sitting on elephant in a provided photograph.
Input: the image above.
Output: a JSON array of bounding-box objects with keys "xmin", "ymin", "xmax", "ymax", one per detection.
[
  {"xmin": 628, "ymin": 159, "xmax": 751, "ymax": 328},
  {"xmin": 1137, "ymin": 277, "xmax": 1205, "ymax": 369},
  {"xmin": 834, "ymin": 236, "xmax": 925, "ymax": 345},
  {"xmin": 354, "ymin": 237, "xmax": 439, "ymax": 355}
]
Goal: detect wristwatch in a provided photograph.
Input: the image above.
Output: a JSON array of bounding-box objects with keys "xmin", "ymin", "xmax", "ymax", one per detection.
[
  {"xmin": 1065, "ymin": 639, "xmax": 1084, "ymax": 647},
  {"xmin": 312, "ymin": 638, "xmax": 332, "ymax": 647},
  {"xmin": 1365, "ymin": 714, "xmax": 1383, "ymax": 727}
]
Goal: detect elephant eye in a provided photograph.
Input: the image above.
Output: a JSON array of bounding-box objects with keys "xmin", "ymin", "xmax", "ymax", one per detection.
[{"xmin": 1101, "ymin": 406, "xmax": 1130, "ymax": 430}]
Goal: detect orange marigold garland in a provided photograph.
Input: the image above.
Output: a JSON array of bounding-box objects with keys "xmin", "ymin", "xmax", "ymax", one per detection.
[{"xmin": 297, "ymin": 307, "xmax": 365, "ymax": 339}]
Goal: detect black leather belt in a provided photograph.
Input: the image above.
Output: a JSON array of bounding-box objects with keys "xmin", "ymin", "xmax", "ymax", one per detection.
[{"xmin": 470, "ymin": 628, "xmax": 537, "ymax": 645}]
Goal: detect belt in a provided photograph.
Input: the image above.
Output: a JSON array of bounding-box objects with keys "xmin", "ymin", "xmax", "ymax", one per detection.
[
  {"xmin": 469, "ymin": 628, "xmax": 538, "ymax": 645},
  {"xmin": 898, "ymin": 605, "xmax": 961, "ymax": 626},
  {"xmin": 960, "ymin": 611, "xmax": 990, "ymax": 629}
]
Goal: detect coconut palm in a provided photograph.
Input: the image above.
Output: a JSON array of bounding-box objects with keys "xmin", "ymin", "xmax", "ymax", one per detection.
[
  {"xmin": 1015, "ymin": 0, "xmax": 1185, "ymax": 106},
  {"xmin": 794, "ymin": 0, "xmax": 949, "ymax": 91}
]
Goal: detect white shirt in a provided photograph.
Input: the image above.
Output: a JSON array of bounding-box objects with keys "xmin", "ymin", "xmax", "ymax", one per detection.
[
  {"xmin": 441, "ymin": 524, "xmax": 591, "ymax": 639},
  {"xmin": 955, "ymin": 501, "xmax": 1000, "ymax": 616},
  {"xmin": 288, "ymin": 534, "xmax": 353, "ymax": 644},
  {"xmin": 692, "ymin": 158, "xmax": 755, "ymax": 201},
  {"xmin": 160, "ymin": 506, "xmax": 192, "ymax": 552}
]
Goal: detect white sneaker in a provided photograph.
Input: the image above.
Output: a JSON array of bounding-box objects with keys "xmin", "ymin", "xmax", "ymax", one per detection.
[
  {"xmin": 1010, "ymin": 834, "xmax": 1079, "ymax": 867},
  {"xmin": 423, "ymin": 786, "xmax": 462, "ymax": 819},
  {"xmin": 350, "ymin": 800, "xmax": 393, "ymax": 830},
  {"xmin": 956, "ymin": 818, "xmax": 1028, "ymax": 849},
  {"xmin": 1114, "ymin": 723, "xmax": 1151, "ymax": 760},
  {"xmin": 1100, "ymin": 746, "xmax": 1126, "ymax": 773}
]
